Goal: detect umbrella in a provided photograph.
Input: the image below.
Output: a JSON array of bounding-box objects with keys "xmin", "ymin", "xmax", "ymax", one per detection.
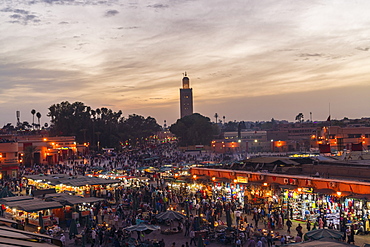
[
  {"xmin": 155, "ymin": 210, "xmax": 186, "ymax": 221},
  {"xmin": 291, "ymin": 238, "xmax": 357, "ymax": 246},
  {"xmin": 69, "ymin": 219, "xmax": 79, "ymax": 239},
  {"xmin": 304, "ymin": 229, "xmax": 343, "ymax": 241},
  {"xmin": 226, "ymin": 210, "xmax": 232, "ymax": 229},
  {"xmin": 124, "ymin": 223, "xmax": 160, "ymax": 233}
]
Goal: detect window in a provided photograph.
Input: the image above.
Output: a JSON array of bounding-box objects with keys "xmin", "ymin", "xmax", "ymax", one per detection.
[{"xmin": 348, "ymin": 134, "xmax": 361, "ymax": 138}]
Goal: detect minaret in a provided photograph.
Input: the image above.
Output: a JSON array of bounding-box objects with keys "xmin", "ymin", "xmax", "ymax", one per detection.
[{"xmin": 180, "ymin": 72, "xmax": 193, "ymax": 118}]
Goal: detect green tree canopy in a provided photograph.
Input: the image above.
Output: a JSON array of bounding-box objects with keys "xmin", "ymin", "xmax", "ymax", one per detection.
[
  {"xmin": 170, "ymin": 113, "xmax": 218, "ymax": 146},
  {"xmin": 47, "ymin": 101, "xmax": 161, "ymax": 150}
]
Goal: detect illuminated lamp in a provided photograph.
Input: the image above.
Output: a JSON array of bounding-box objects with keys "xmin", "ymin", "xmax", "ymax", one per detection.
[{"xmin": 337, "ymin": 191, "xmax": 342, "ymax": 196}]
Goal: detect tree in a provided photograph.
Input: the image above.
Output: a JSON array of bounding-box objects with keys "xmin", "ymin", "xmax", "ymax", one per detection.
[
  {"xmin": 120, "ymin": 114, "xmax": 161, "ymax": 146},
  {"xmin": 31, "ymin": 109, "xmax": 36, "ymax": 130},
  {"xmin": 295, "ymin": 113, "xmax": 304, "ymax": 123},
  {"xmin": 214, "ymin": 113, "xmax": 219, "ymax": 123},
  {"xmin": 223, "ymin": 121, "xmax": 239, "ymax": 132},
  {"xmin": 47, "ymin": 101, "xmax": 161, "ymax": 150},
  {"xmin": 36, "ymin": 112, "xmax": 41, "ymax": 129},
  {"xmin": 170, "ymin": 113, "xmax": 217, "ymax": 146}
]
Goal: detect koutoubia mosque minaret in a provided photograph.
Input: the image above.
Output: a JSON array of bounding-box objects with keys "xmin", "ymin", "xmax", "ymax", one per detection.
[{"xmin": 180, "ymin": 72, "xmax": 193, "ymax": 118}]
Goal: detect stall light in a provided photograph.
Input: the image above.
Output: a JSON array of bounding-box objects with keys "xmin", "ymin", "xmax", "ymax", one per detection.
[
  {"xmin": 297, "ymin": 188, "xmax": 302, "ymax": 192},
  {"xmin": 337, "ymin": 191, "xmax": 342, "ymax": 196},
  {"xmin": 193, "ymin": 175, "xmax": 197, "ymax": 179},
  {"xmin": 43, "ymin": 138, "xmax": 47, "ymax": 141},
  {"xmin": 234, "ymin": 179, "xmax": 238, "ymax": 183},
  {"xmin": 263, "ymin": 183, "xmax": 268, "ymax": 186},
  {"xmin": 212, "ymin": 177, "xmax": 216, "ymax": 181}
]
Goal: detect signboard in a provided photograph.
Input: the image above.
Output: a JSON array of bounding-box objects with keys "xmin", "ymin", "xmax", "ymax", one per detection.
[{"xmin": 237, "ymin": 176, "xmax": 248, "ymax": 184}]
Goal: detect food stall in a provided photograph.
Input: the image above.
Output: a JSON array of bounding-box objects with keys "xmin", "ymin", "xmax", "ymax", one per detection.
[
  {"xmin": 0, "ymin": 196, "xmax": 63, "ymax": 227},
  {"xmin": 24, "ymin": 174, "xmax": 121, "ymax": 197}
]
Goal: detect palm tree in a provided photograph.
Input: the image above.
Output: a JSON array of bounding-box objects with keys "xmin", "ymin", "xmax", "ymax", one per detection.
[
  {"xmin": 31, "ymin": 109, "xmax": 36, "ymax": 130},
  {"xmin": 36, "ymin": 112, "xmax": 41, "ymax": 129},
  {"xmin": 295, "ymin": 113, "xmax": 304, "ymax": 123},
  {"xmin": 214, "ymin": 113, "xmax": 219, "ymax": 123}
]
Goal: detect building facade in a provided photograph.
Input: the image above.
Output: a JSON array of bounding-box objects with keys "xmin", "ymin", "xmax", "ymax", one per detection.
[
  {"xmin": 179, "ymin": 72, "xmax": 193, "ymax": 118},
  {"xmin": 18, "ymin": 135, "xmax": 77, "ymax": 166},
  {"xmin": 0, "ymin": 135, "xmax": 19, "ymax": 179}
]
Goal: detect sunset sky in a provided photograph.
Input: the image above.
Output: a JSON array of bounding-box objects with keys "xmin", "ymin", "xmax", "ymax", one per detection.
[{"xmin": 1, "ymin": 0, "xmax": 369, "ymax": 127}]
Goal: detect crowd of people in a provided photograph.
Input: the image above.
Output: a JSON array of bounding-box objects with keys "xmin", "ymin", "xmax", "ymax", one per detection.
[{"xmin": 0, "ymin": 142, "xmax": 361, "ymax": 246}]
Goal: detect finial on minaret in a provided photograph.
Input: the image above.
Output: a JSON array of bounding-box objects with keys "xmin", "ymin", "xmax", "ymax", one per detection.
[{"xmin": 184, "ymin": 71, "xmax": 187, "ymax": 77}]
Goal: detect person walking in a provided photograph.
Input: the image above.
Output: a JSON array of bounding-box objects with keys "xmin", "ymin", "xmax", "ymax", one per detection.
[
  {"xmin": 91, "ymin": 229, "xmax": 96, "ymax": 247},
  {"xmin": 296, "ymin": 223, "xmax": 303, "ymax": 238},
  {"xmin": 184, "ymin": 218, "xmax": 190, "ymax": 236},
  {"xmin": 253, "ymin": 212, "xmax": 259, "ymax": 228},
  {"xmin": 286, "ymin": 218, "xmax": 292, "ymax": 234},
  {"xmin": 60, "ymin": 234, "xmax": 66, "ymax": 247},
  {"xmin": 306, "ymin": 220, "xmax": 311, "ymax": 232},
  {"xmin": 189, "ymin": 230, "xmax": 196, "ymax": 246}
]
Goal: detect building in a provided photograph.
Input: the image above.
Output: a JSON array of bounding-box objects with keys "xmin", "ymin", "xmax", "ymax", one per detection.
[
  {"xmin": 312, "ymin": 125, "xmax": 370, "ymax": 153},
  {"xmin": 18, "ymin": 135, "xmax": 77, "ymax": 166},
  {"xmin": 0, "ymin": 135, "xmax": 19, "ymax": 179},
  {"xmin": 179, "ymin": 72, "xmax": 193, "ymax": 118}
]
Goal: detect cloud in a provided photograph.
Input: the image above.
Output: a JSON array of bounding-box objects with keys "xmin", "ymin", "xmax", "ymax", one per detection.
[
  {"xmin": 147, "ymin": 4, "xmax": 169, "ymax": 9},
  {"xmin": 299, "ymin": 53, "xmax": 324, "ymax": 57},
  {"xmin": 105, "ymin": 10, "xmax": 119, "ymax": 17},
  {"xmin": 356, "ymin": 47, "xmax": 369, "ymax": 51},
  {"xmin": 2, "ymin": 7, "xmax": 40, "ymax": 24},
  {"xmin": 10, "ymin": 14, "xmax": 22, "ymax": 19}
]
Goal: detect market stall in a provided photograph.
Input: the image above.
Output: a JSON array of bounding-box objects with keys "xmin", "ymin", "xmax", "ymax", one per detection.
[{"xmin": 0, "ymin": 196, "xmax": 63, "ymax": 227}]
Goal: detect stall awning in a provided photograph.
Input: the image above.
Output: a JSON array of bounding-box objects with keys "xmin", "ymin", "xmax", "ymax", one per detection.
[
  {"xmin": 4, "ymin": 198, "xmax": 63, "ymax": 212},
  {"xmin": 0, "ymin": 236, "xmax": 58, "ymax": 247},
  {"xmin": 0, "ymin": 196, "xmax": 34, "ymax": 203},
  {"xmin": 25, "ymin": 174, "xmax": 121, "ymax": 187},
  {"xmin": 44, "ymin": 193, "xmax": 103, "ymax": 205}
]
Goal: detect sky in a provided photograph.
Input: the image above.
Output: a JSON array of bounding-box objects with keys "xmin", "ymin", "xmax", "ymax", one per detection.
[{"xmin": 1, "ymin": 0, "xmax": 370, "ymax": 127}]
